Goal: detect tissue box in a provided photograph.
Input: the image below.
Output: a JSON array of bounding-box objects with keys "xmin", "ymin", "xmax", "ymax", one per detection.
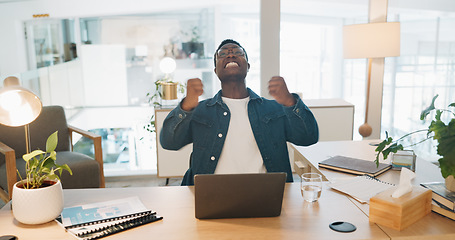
[{"xmin": 369, "ymin": 185, "xmax": 432, "ymax": 230}]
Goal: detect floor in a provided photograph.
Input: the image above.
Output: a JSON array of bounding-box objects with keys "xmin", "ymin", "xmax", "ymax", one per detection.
[{"xmin": 68, "ymin": 106, "xmax": 158, "ymax": 176}]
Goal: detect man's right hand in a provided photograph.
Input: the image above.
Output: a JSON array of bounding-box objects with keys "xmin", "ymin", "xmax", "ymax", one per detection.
[{"xmin": 181, "ymin": 78, "xmax": 204, "ymax": 111}]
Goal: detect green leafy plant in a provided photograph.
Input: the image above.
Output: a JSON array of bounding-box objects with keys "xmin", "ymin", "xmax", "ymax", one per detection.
[
  {"xmin": 17, "ymin": 131, "xmax": 72, "ymax": 189},
  {"xmin": 144, "ymin": 79, "xmax": 185, "ymax": 133},
  {"xmin": 181, "ymin": 26, "xmax": 200, "ymax": 42},
  {"xmin": 375, "ymin": 95, "xmax": 455, "ymax": 178}
]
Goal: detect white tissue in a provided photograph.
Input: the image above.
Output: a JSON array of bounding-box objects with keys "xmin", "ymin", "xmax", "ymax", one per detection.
[{"xmin": 391, "ymin": 168, "xmax": 416, "ymax": 198}]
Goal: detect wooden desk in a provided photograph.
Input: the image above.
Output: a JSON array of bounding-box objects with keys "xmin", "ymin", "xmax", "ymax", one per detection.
[
  {"xmin": 292, "ymin": 140, "xmax": 445, "ymax": 185},
  {"xmin": 0, "ymin": 184, "xmax": 388, "ymax": 240},
  {"xmin": 291, "ymin": 140, "xmax": 455, "ymax": 240}
]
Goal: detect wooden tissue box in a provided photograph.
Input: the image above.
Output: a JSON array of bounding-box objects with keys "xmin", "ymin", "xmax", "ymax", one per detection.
[{"xmin": 369, "ymin": 185, "xmax": 432, "ymax": 230}]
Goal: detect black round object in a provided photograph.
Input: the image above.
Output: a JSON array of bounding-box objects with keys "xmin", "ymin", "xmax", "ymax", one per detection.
[
  {"xmin": 329, "ymin": 221, "xmax": 357, "ymax": 233},
  {"xmin": 0, "ymin": 236, "xmax": 17, "ymax": 240}
]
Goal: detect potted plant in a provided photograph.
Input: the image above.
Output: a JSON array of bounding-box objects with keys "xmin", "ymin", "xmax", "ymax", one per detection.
[
  {"xmin": 144, "ymin": 79, "xmax": 185, "ymax": 133},
  {"xmin": 375, "ymin": 95, "xmax": 455, "ymax": 190},
  {"xmin": 12, "ymin": 130, "xmax": 72, "ymax": 224},
  {"xmin": 181, "ymin": 26, "xmax": 204, "ymax": 58}
]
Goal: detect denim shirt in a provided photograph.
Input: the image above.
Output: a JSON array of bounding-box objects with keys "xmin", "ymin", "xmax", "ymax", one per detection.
[{"xmin": 160, "ymin": 88, "xmax": 319, "ymax": 185}]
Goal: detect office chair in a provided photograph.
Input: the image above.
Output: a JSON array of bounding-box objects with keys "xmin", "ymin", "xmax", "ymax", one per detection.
[{"xmin": 0, "ymin": 105, "xmax": 105, "ymax": 202}]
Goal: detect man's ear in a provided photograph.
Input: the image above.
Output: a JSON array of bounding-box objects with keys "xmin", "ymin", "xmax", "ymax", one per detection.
[
  {"xmin": 214, "ymin": 67, "xmax": 217, "ymax": 74},
  {"xmin": 247, "ymin": 63, "xmax": 250, "ymax": 72}
]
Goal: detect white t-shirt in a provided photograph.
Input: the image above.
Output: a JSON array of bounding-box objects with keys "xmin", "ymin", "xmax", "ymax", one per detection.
[{"xmin": 214, "ymin": 96, "xmax": 267, "ymax": 174}]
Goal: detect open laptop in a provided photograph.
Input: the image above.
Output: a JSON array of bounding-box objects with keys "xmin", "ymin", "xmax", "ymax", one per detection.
[{"xmin": 194, "ymin": 172, "xmax": 287, "ymax": 219}]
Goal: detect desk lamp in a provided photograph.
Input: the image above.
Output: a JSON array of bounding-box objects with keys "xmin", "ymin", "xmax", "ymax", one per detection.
[
  {"xmin": 343, "ymin": 22, "xmax": 400, "ymax": 137},
  {"xmin": 0, "ymin": 76, "xmax": 42, "ymax": 153}
]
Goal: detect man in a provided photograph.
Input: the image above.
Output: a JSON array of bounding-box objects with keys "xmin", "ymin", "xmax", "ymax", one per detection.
[{"xmin": 160, "ymin": 39, "xmax": 319, "ymax": 185}]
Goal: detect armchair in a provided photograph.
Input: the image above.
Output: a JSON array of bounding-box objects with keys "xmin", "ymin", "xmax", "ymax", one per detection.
[{"xmin": 0, "ymin": 105, "xmax": 105, "ymax": 202}]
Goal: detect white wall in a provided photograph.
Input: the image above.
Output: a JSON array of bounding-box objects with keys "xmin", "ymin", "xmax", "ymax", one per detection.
[
  {"xmin": 36, "ymin": 59, "xmax": 85, "ymax": 107},
  {"xmin": 79, "ymin": 44, "xmax": 128, "ymax": 106}
]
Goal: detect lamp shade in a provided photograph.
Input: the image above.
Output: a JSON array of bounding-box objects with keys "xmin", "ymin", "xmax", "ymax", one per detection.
[
  {"xmin": 0, "ymin": 76, "xmax": 42, "ymax": 127},
  {"xmin": 159, "ymin": 57, "xmax": 177, "ymax": 74},
  {"xmin": 343, "ymin": 22, "xmax": 400, "ymax": 59}
]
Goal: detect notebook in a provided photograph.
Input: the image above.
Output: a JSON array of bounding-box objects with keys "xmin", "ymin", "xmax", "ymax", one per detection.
[
  {"xmin": 328, "ymin": 175, "xmax": 395, "ymax": 203},
  {"xmin": 318, "ymin": 155, "xmax": 392, "ymax": 177},
  {"xmin": 194, "ymin": 173, "xmax": 287, "ymax": 219},
  {"xmin": 56, "ymin": 197, "xmax": 163, "ymax": 240}
]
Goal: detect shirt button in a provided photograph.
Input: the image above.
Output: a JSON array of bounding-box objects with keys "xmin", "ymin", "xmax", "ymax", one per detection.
[
  {"xmin": 218, "ymin": 133, "xmax": 223, "ymax": 138},
  {"xmin": 223, "ymin": 112, "xmax": 228, "ymax": 116},
  {"xmin": 178, "ymin": 114, "xmax": 183, "ymax": 118},
  {"xmin": 296, "ymin": 109, "xmax": 300, "ymax": 113},
  {"xmin": 210, "ymin": 156, "xmax": 216, "ymax": 161}
]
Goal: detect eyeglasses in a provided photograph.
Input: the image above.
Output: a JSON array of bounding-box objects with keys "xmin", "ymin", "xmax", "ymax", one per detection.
[{"xmin": 216, "ymin": 47, "xmax": 245, "ymax": 58}]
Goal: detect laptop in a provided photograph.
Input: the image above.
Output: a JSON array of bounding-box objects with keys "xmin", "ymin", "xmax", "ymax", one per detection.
[{"xmin": 194, "ymin": 172, "xmax": 287, "ymax": 219}]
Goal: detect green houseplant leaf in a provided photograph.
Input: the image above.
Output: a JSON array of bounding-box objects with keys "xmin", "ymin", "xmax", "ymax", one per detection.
[
  {"xmin": 18, "ymin": 131, "xmax": 72, "ymax": 189},
  {"xmin": 23, "ymin": 150, "xmax": 46, "ymax": 161},
  {"xmin": 46, "ymin": 131, "xmax": 58, "ymax": 152},
  {"xmin": 420, "ymin": 94, "xmax": 438, "ymax": 120},
  {"xmin": 375, "ymin": 95, "xmax": 455, "ymax": 179}
]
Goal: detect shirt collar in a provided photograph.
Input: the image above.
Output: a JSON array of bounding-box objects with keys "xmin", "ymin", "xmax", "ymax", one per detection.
[{"xmin": 207, "ymin": 88, "xmax": 263, "ymax": 106}]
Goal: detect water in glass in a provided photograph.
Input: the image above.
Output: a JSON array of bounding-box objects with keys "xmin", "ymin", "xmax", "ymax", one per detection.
[{"xmin": 300, "ymin": 173, "xmax": 322, "ymax": 202}]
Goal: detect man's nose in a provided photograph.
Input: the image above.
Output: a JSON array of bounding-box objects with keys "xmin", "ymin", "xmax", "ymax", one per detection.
[{"xmin": 225, "ymin": 50, "xmax": 236, "ymax": 57}]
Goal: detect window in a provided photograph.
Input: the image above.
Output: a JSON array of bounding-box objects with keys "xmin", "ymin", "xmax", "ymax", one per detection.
[
  {"xmin": 281, "ymin": 0, "xmax": 368, "ymax": 140},
  {"xmin": 382, "ymin": 14, "xmax": 455, "ymax": 162}
]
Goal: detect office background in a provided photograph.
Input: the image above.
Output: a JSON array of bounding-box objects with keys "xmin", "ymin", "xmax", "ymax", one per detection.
[{"xmin": 0, "ymin": 0, "xmax": 454, "ymax": 177}]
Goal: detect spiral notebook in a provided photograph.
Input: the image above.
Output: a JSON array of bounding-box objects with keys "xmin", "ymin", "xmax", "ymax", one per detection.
[
  {"xmin": 55, "ymin": 196, "xmax": 163, "ymax": 239},
  {"xmin": 328, "ymin": 175, "xmax": 395, "ymax": 203}
]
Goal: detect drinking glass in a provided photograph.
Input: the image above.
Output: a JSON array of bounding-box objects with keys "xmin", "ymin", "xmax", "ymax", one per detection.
[{"xmin": 300, "ymin": 173, "xmax": 322, "ymax": 202}]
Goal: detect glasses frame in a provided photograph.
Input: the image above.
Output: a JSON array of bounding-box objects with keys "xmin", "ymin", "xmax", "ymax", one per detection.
[{"xmin": 216, "ymin": 47, "xmax": 246, "ymax": 59}]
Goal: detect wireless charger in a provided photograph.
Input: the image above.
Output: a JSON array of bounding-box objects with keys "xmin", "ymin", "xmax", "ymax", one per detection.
[{"xmin": 329, "ymin": 221, "xmax": 357, "ymax": 233}]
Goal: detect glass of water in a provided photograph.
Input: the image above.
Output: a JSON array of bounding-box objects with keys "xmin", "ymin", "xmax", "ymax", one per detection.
[{"xmin": 300, "ymin": 173, "xmax": 322, "ymax": 202}]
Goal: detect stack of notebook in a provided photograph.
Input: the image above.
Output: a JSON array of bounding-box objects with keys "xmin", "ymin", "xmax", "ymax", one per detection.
[
  {"xmin": 421, "ymin": 182, "xmax": 455, "ymax": 221},
  {"xmin": 55, "ymin": 196, "xmax": 163, "ymax": 239}
]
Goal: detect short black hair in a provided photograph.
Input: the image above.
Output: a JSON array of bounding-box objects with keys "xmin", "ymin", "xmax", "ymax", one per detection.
[{"xmin": 213, "ymin": 39, "xmax": 248, "ymax": 67}]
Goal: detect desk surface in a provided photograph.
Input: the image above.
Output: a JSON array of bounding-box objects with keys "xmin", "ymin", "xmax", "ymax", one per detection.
[
  {"xmin": 1, "ymin": 184, "xmax": 388, "ymax": 240},
  {"xmin": 291, "ymin": 140, "xmax": 455, "ymax": 240},
  {"xmin": 2, "ymin": 140, "xmax": 454, "ymax": 240}
]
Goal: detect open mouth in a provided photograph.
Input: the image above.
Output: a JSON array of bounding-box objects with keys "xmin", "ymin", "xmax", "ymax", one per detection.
[{"xmin": 225, "ymin": 62, "xmax": 239, "ymax": 68}]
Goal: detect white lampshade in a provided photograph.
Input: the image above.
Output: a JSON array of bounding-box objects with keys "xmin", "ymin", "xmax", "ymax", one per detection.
[
  {"xmin": 0, "ymin": 76, "xmax": 42, "ymax": 127},
  {"xmin": 159, "ymin": 57, "xmax": 177, "ymax": 74},
  {"xmin": 343, "ymin": 22, "xmax": 400, "ymax": 59}
]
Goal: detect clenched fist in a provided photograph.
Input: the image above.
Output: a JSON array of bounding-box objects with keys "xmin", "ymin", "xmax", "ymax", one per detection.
[
  {"xmin": 181, "ymin": 78, "xmax": 204, "ymax": 111},
  {"xmin": 268, "ymin": 76, "xmax": 296, "ymax": 107}
]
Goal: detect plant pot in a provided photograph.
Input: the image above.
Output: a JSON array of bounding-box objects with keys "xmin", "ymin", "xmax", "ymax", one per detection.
[
  {"xmin": 12, "ymin": 179, "xmax": 63, "ymax": 224},
  {"xmin": 160, "ymin": 82, "xmax": 178, "ymax": 100},
  {"xmin": 445, "ymin": 175, "xmax": 455, "ymax": 192},
  {"xmin": 182, "ymin": 42, "xmax": 204, "ymax": 58}
]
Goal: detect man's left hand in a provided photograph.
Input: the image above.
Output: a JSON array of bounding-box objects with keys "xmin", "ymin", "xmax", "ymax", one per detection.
[{"xmin": 268, "ymin": 76, "xmax": 296, "ymax": 107}]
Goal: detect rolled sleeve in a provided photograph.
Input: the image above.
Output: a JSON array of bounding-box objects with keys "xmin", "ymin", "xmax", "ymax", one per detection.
[
  {"xmin": 159, "ymin": 103, "xmax": 194, "ymax": 150},
  {"xmin": 283, "ymin": 93, "xmax": 319, "ymax": 145}
]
